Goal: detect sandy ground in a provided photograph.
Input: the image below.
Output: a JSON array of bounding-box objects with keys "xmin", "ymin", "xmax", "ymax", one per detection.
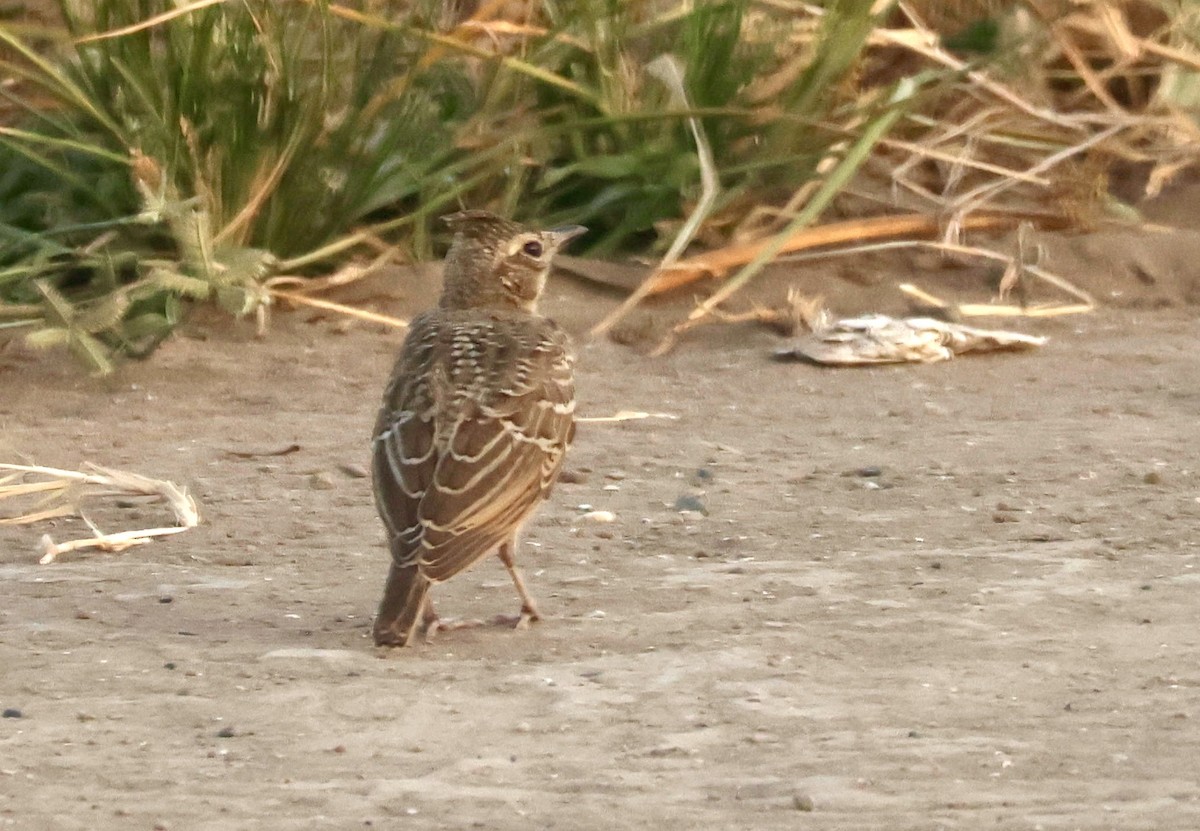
[{"xmin": 2, "ymin": 196, "xmax": 1200, "ymax": 829}]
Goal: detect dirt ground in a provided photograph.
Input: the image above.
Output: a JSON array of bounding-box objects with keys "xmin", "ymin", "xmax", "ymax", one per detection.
[{"xmin": 2, "ymin": 186, "xmax": 1200, "ymax": 829}]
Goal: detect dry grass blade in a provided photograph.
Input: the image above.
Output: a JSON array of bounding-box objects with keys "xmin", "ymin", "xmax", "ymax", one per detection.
[
  {"xmin": 646, "ymin": 211, "xmax": 1070, "ymax": 295},
  {"xmin": 898, "ymin": 284, "xmax": 1092, "ymax": 318},
  {"xmin": 264, "ymin": 249, "xmax": 409, "ymax": 330},
  {"xmin": 267, "ymin": 289, "xmax": 410, "ymax": 330},
  {"xmin": 37, "ymin": 526, "xmax": 192, "ymax": 562},
  {"xmin": 590, "ymin": 54, "xmax": 720, "ymax": 337},
  {"xmin": 576, "ymin": 411, "xmax": 680, "ymax": 424},
  {"xmin": 0, "ymin": 462, "xmax": 199, "ymax": 563},
  {"xmin": 73, "ymin": 0, "xmax": 228, "ymax": 44}
]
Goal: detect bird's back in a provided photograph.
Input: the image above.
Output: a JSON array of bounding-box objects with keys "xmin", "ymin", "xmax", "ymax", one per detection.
[{"xmin": 372, "ymin": 308, "xmax": 575, "ymax": 583}]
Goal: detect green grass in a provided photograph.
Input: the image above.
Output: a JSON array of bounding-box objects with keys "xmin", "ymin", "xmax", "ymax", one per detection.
[{"xmin": 0, "ymin": 0, "xmax": 904, "ymax": 372}]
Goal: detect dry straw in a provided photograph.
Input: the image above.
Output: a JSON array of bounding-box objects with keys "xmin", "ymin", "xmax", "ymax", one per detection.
[{"xmin": 0, "ymin": 463, "xmax": 199, "ymax": 563}]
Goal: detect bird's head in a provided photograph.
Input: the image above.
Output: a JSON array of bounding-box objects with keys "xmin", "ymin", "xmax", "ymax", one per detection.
[{"xmin": 439, "ymin": 210, "xmax": 587, "ymax": 313}]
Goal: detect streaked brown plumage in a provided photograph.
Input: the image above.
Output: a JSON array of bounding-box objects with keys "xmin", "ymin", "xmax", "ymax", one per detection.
[{"xmin": 371, "ymin": 210, "xmax": 585, "ymax": 647}]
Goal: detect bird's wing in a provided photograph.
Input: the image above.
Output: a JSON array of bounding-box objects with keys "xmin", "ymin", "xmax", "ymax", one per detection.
[{"xmin": 373, "ymin": 316, "xmax": 574, "ymax": 583}]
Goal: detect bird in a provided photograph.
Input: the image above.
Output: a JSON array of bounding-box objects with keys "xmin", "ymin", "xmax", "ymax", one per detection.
[{"xmin": 371, "ymin": 209, "xmax": 586, "ymax": 647}]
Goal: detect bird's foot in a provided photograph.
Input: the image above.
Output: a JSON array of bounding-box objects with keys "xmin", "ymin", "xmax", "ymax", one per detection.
[
  {"xmin": 422, "ymin": 616, "xmax": 485, "ymax": 643},
  {"xmin": 491, "ymin": 604, "xmax": 541, "ymax": 631}
]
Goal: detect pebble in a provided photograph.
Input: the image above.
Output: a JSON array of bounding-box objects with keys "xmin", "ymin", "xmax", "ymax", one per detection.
[
  {"xmin": 580, "ymin": 510, "xmax": 616, "ymax": 523},
  {"xmin": 855, "ymin": 466, "xmax": 882, "ymax": 478},
  {"xmin": 558, "ymin": 469, "xmax": 588, "ymax": 484},
  {"xmin": 792, "ymin": 793, "xmax": 815, "ymax": 812},
  {"xmin": 215, "ymin": 726, "xmax": 236, "ymax": 738},
  {"xmin": 674, "ymin": 495, "xmax": 707, "ymax": 514},
  {"xmin": 2, "ymin": 708, "xmax": 23, "ymax": 719},
  {"xmin": 308, "ymin": 472, "xmax": 336, "ymax": 490},
  {"xmin": 338, "ymin": 463, "xmax": 369, "ymax": 479},
  {"xmin": 1143, "ymin": 471, "xmax": 1163, "ymax": 485}
]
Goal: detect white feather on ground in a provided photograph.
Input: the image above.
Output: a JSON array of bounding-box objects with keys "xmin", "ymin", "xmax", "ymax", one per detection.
[{"xmin": 775, "ymin": 314, "xmax": 1048, "ymax": 366}]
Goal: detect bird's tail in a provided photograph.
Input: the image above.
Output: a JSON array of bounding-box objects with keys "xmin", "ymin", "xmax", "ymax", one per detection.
[{"xmin": 373, "ymin": 561, "xmax": 431, "ymax": 647}]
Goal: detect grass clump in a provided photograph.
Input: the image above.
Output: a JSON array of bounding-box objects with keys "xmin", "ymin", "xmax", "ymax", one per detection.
[
  {"xmin": 4, "ymin": 0, "xmax": 1197, "ymax": 370},
  {"xmin": 1, "ymin": 0, "xmax": 471, "ymax": 370}
]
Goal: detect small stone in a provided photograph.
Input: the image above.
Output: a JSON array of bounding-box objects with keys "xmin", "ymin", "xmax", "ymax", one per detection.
[
  {"xmin": 215, "ymin": 726, "xmax": 236, "ymax": 738},
  {"xmin": 308, "ymin": 472, "xmax": 336, "ymax": 490},
  {"xmin": 164, "ymin": 662, "xmax": 177, "ymax": 670},
  {"xmin": 792, "ymin": 793, "xmax": 815, "ymax": 812},
  {"xmin": 580, "ymin": 510, "xmax": 616, "ymax": 523},
  {"xmin": 1143, "ymin": 471, "xmax": 1163, "ymax": 485},
  {"xmin": 856, "ymin": 466, "xmax": 882, "ymax": 478},
  {"xmin": 674, "ymin": 495, "xmax": 707, "ymax": 514},
  {"xmin": 604, "ymin": 470, "xmax": 628, "ymax": 481},
  {"xmin": 158, "ymin": 595, "xmax": 174, "ymax": 604},
  {"xmin": 338, "ymin": 463, "xmax": 369, "ymax": 479},
  {"xmin": 558, "ymin": 469, "xmax": 588, "ymax": 484},
  {"xmin": 2, "ymin": 708, "xmax": 23, "ymax": 719}
]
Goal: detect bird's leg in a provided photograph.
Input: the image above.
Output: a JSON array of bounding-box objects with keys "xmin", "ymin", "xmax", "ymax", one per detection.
[
  {"xmin": 493, "ymin": 539, "xmax": 541, "ymax": 630},
  {"xmin": 420, "ymin": 597, "xmax": 484, "ymax": 643}
]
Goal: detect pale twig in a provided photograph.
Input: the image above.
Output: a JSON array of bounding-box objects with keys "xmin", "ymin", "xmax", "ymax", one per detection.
[
  {"xmin": 949, "ymin": 124, "xmax": 1125, "ymax": 217},
  {"xmin": 880, "ymin": 135, "xmax": 1051, "ymax": 186},
  {"xmin": 771, "ymin": 236, "xmax": 1095, "ymax": 310},
  {"xmin": 266, "ymin": 246, "xmax": 400, "ymax": 295},
  {"xmin": 576, "ymin": 411, "xmax": 679, "ymax": 424},
  {"xmin": 39, "ymin": 527, "xmax": 190, "ymax": 564},
  {"xmin": 898, "ymin": 285, "xmax": 1091, "ymax": 318},
  {"xmin": 268, "ymin": 289, "xmax": 410, "ymax": 329},
  {"xmin": 0, "ymin": 463, "xmax": 199, "ymax": 563}
]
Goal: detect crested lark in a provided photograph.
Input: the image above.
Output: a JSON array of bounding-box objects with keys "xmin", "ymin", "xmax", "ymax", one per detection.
[{"xmin": 371, "ymin": 210, "xmax": 585, "ymax": 647}]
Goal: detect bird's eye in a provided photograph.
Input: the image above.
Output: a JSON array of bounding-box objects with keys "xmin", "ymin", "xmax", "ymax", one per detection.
[{"xmin": 522, "ymin": 240, "xmax": 544, "ymax": 257}]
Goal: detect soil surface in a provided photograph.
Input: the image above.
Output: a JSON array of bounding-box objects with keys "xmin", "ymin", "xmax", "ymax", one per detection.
[{"xmin": 2, "ymin": 186, "xmax": 1200, "ymax": 829}]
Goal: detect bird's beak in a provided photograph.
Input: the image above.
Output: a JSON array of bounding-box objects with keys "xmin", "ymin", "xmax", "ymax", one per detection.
[{"xmin": 548, "ymin": 225, "xmax": 588, "ymax": 248}]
